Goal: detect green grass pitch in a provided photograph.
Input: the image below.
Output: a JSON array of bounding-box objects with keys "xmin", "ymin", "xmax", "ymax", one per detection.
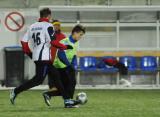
[{"xmin": 1, "ymin": 90, "xmax": 160, "ymax": 117}]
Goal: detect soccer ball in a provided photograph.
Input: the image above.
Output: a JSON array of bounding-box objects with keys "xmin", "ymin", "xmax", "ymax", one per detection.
[{"xmin": 76, "ymin": 92, "xmax": 88, "ymax": 105}]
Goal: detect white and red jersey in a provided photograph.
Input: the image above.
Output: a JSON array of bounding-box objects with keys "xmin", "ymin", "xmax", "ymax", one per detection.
[{"xmin": 21, "ymin": 18, "xmax": 67, "ymax": 61}]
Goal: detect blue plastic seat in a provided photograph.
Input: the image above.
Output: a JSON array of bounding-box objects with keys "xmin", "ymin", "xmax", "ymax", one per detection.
[
  {"xmin": 97, "ymin": 56, "xmax": 118, "ymax": 73},
  {"xmin": 140, "ymin": 56, "xmax": 157, "ymax": 72},
  {"xmin": 119, "ymin": 56, "xmax": 137, "ymax": 72},
  {"xmin": 79, "ymin": 56, "xmax": 97, "ymax": 71}
]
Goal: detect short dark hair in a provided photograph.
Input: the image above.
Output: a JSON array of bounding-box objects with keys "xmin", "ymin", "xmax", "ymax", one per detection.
[
  {"xmin": 52, "ymin": 19, "xmax": 60, "ymax": 23},
  {"xmin": 72, "ymin": 24, "xmax": 85, "ymax": 34},
  {"xmin": 40, "ymin": 8, "xmax": 51, "ymax": 18}
]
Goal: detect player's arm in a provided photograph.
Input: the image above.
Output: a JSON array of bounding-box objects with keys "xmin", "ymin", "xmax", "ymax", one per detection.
[
  {"xmin": 47, "ymin": 26, "xmax": 73, "ymax": 50},
  {"xmin": 57, "ymin": 48, "xmax": 77, "ymax": 69},
  {"xmin": 71, "ymin": 55, "xmax": 77, "ymax": 67},
  {"xmin": 21, "ymin": 29, "xmax": 32, "ymax": 58},
  {"xmin": 57, "ymin": 50, "xmax": 70, "ymax": 66}
]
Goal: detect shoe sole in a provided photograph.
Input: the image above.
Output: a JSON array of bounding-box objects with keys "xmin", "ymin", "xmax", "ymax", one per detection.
[
  {"xmin": 43, "ymin": 94, "xmax": 51, "ymax": 106},
  {"xmin": 10, "ymin": 89, "xmax": 15, "ymax": 105},
  {"xmin": 65, "ymin": 105, "xmax": 79, "ymax": 108}
]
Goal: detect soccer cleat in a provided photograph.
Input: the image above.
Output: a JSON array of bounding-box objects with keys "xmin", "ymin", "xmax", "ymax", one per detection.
[
  {"xmin": 43, "ymin": 92, "xmax": 51, "ymax": 106},
  {"xmin": 10, "ymin": 89, "xmax": 16, "ymax": 105},
  {"xmin": 65, "ymin": 105, "xmax": 79, "ymax": 108},
  {"xmin": 64, "ymin": 99, "xmax": 81, "ymax": 108},
  {"xmin": 73, "ymin": 100, "xmax": 81, "ymax": 105}
]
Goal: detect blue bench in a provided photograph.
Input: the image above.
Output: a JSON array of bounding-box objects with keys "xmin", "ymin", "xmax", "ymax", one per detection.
[
  {"xmin": 79, "ymin": 56, "xmax": 97, "ymax": 71},
  {"xmin": 119, "ymin": 56, "xmax": 137, "ymax": 72},
  {"xmin": 140, "ymin": 56, "xmax": 157, "ymax": 72}
]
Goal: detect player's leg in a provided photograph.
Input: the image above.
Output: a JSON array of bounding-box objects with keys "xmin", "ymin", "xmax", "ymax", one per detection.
[
  {"xmin": 58, "ymin": 69, "xmax": 71, "ymax": 97},
  {"xmin": 47, "ymin": 69, "xmax": 61, "ymax": 96},
  {"xmin": 52, "ymin": 68, "xmax": 81, "ymax": 107},
  {"xmin": 47, "ymin": 65, "xmax": 70, "ymax": 98},
  {"xmin": 67, "ymin": 69, "xmax": 76, "ymax": 99},
  {"xmin": 43, "ymin": 69, "xmax": 61, "ymax": 106},
  {"xmin": 10, "ymin": 61, "xmax": 48, "ymax": 105},
  {"xmin": 44, "ymin": 66, "xmax": 80, "ymax": 108},
  {"xmin": 48, "ymin": 69, "xmax": 56, "ymax": 89},
  {"xmin": 44, "ymin": 68, "xmax": 70, "ymax": 98},
  {"xmin": 43, "ymin": 68, "xmax": 67, "ymax": 106},
  {"xmin": 58, "ymin": 68, "xmax": 75, "ymax": 99},
  {"xmin": 48, "ymin": 65, "xmax": 81, "ymax": 108},
  {"xmin": 43, "ymin": 68, "xmax": 72, "ymax": 106},
  {"xmin": 55, "ymin": 68, "xmax": 76, "ymax": 99},
  {"xmin": 64, "ymin": 68, "xmax": 83, "ymax": 107}
]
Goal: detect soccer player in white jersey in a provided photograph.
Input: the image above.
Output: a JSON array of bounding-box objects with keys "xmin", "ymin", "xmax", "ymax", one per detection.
[{"xmin": 10, "ymin": 8, "xmax": 79, "ymax": 108}]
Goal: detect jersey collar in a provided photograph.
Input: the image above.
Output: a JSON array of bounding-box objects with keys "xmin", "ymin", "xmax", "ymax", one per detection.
[
  {"xmin": 38, "ymin": 18, "xmax": 49, "ymax": 22},
  {"xmin": 69, "ymin": 35, "xmax": 77, "ymax": 44}
]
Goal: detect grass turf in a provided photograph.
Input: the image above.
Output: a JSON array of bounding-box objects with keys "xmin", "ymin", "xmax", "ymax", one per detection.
[{"xmin": 0, "ymin": 90, "xmax": 160, "ymax": 117}]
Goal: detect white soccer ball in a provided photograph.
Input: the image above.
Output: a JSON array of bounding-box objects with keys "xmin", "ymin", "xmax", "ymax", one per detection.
[{"xmin": 76, "ymin": 92, "xmax": 88, "ymax": 105}]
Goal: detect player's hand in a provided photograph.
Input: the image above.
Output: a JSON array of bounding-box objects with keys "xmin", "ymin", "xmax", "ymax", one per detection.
[{"xmin": 66, "ymin": 45, "xmax": 73, "ymax": 49}]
